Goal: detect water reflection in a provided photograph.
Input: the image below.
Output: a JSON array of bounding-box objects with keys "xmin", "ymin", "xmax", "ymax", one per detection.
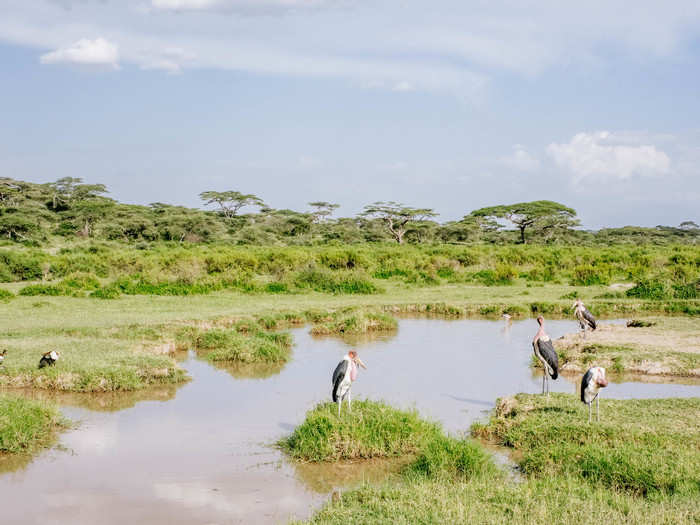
[{"xmin": 0, "ymin": 318, "xmax": 697, "ymax": 525}]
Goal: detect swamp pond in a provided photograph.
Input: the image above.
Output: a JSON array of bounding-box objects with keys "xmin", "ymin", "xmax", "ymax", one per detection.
[{"xmin": 2, "ymin": 318, "xmax": 699, "ymax": 524}]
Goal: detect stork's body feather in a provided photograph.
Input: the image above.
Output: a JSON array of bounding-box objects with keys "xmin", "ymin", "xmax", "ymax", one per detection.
[{"xmin": 535, "ymin": 338, "xmax": 559, "ymax": 380}]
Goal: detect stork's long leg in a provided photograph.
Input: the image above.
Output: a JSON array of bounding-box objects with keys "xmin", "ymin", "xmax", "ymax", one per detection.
[
  {"xmin": 337, "ymin": 398, "xmax": 341, "ymax": 416},
  {"xmin": 596, "ymin": 395, "xmax": 600, "ymax": 422},
  {"xmin": 542, "ymin": 372, "xmax": 545, "ymax": 394},
  {"xmin": 348, "ymin": 389, "xmax": 352, "ymax": 413},
  {"xmin": 588, "ymin": 403, "xmax": 591, "ymax": 423}
]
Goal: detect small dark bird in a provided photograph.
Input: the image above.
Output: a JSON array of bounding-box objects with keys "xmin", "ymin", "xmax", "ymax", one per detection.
[
  {"xmin": 573, "ymin": 299, "xmax": 597, "ymax": 338},
  {"xmin": 0, "ymin": 349, "xmax": 6, "ymax": 365},
  {"xmin": 332, "ymin": 350, "xmax": 367, "ymax": 415},
  {"xmin": 38, "ymin": 350, "xmax": 60, "ymax": 369},
  {"xmin": 581, "ymin": 366, "xmax": 608, "ymax": 423},
  {"xmin": 532, "ymin": 316, "xmax": 559, "ymax": 396}
]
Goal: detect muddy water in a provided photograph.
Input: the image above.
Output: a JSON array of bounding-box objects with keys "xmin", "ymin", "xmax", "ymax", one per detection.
[{"xmin": 2, "ymin": 319, "xmax": 698, "ymax": 524}]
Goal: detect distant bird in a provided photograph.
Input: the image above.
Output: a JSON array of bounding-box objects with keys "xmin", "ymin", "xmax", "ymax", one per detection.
[
  {"xmin": 573, "ymin": 299, "xmax": 597, "ymax": 337},
  {"xmin": 502, "ymin": 313, "xmax": 512, "ymax": 322},
  {"xmin": 332, "ymin": 350, "xmax": 367, "ymax": 415},
  {"xmin": 38, "ymin": 350, "xmax": 60, "ymax": 369},
  {"xmin": 0, "ymin": 349, "xmax": 6, "ymax": 365},
  {"xmin": 532, "ymin": 316, "xmax": 558, "ymax": 396},
  {"xmin": 581, "ymin": 366, "xmax": 608, "ymax": 423}
]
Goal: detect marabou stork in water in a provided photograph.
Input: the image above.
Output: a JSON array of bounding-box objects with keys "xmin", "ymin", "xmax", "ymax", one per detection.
[
  {"xmin": 581, "ymin": 366, "xmax": 608, "ymax": 422},
  {"xmin": 573, "ymin": 299, "xmax": 597, "ymax": 338},
  {"xmin": 332, "ymin": 350, "xmax": 367, "ymax": 415},
  {"xmin": 0, "ymin": 349, "xmax": 6, "ymax": 365},
  {"xmin": 532, "ymin": 316, "xmax": 559, "ymax": 395},
  {"xmin": 38, "ymin": 350, "xmax": 60, "ymax": 369}
]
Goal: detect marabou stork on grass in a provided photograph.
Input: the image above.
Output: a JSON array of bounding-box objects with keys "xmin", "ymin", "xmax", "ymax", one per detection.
[
  {"xmin": 0, "ymin": 349, "xmax": 6, "ymax": 365},
  {"xmin": 532, "ymin": 316, "xmax": 559, "ymax": 396},
  {"xmin": 573, "ymin": 299, "xmax": 597, "ymax": 338},
  {"xmin": 38, "ymin": 350, "xmax": 60, "ymax": 369},
  {"xmin": 332, "ymin": 350, "xmax": 367, "ymax": 415},
  {"xmin": 581, "ymin": 366, "xmax": 608, "ymax": 423}
]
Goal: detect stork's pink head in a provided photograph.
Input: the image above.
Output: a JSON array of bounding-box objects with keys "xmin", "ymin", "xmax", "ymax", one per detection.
[
  {"xmin": 537, "ymin": 316, "xmax": 544, "ymax": 326},
  {"xmin": 595, "ymin": 367, "xmax": 608, "ymax": 388},
  {"xmin": 348, "ymin": 350, "xmax": 367, "ymax": 370}
]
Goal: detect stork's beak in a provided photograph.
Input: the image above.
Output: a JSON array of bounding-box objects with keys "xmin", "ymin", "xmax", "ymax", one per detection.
[
  {"xmin": 597, "ymin": 377, "xmax": 608, "ymax": 387},
  {"xmin": 356, "ymin": 358, "xmax": 367, "ymax": 369}
]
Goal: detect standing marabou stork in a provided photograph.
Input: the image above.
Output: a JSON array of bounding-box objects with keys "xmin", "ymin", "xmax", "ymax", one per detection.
[
  {"xmin": 332, "ymin": 350, "xmax": 367, "ymax": 415},
  {"xmin": 0, "ymin": 349, "xmax": 6, "ymax": 365},
  {"xmin": 573, "ymin": 299, "xmax": 597, "ymax": 338},
  {"xmin": 38, "ymin": 350, "xmax": 60, "ymax": 369},
  {"xmin": 581, "ymin": 366, "xmax": 608, "ymax": 422},
  {"xmin": 532, "ymin": 316, "xmax": 558, "ymax": 395}
]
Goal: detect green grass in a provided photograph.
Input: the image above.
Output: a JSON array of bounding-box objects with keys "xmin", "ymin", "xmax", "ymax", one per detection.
[
  {"xmin": 310, "ymin": 310, "xmax": 398, "ymax": 335},
  {"xmin": 279, "ymin": 400, "xmax": 442, "ymax": 462},
  {"xmin": 0, "ymin": 394, "xmax": 67, "ymax": 454},
  {"xmin": 295, "ymin": 395, "xmax": 700, "ymax": 525},
  {"xmin": 192, "ymin": 327, "xmax": 293, "ymax": 363},
  {"xmin": 473, "ymin": 394, "xmax": 700, "ymax": 497}
]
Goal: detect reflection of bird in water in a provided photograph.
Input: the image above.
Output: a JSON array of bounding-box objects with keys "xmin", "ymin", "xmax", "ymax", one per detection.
[
  {"xmin": 500, "ymin": 314, "xmax": 512, "ymax": 341},
  {"xmin": 573, "ymin": 298, "xmax": 597, "ymax": 338},
  {"xmin": 332, "ymin": 350, "xmax": 367, "ymax": 415},
  {"xmin": 38, "ymin": 350, "xmax": 60, "ymax": 369},
  {"xmin": 532, "ymin": 316, "xmax": 558, "ymax": 396},
  {"xmin": 581, "ymin": 366, "xmax": 608, "ymax": 423}
]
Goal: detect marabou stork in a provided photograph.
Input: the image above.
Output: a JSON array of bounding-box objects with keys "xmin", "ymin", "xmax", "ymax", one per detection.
[
  {"xmin": 573, "ymin": 299, "xmax": 597, "ymax": 338},
  {"xmin": 532, "ymin": 316, "xmax": 558, "ymax": 395},
  {"xmin": 332, "ymin": 350, "xmax": 367, "ymax": 415},
  {"xmin": 502, "ymin": 313, "xmax": 512, "ymax": 323},
  {"xmin": 38, "ymin": 350, "xmax": 60, "ymax": 369},
  {"xmin": 581, "ymin": 366, "xmax": 608, "ymax": 422},
  {"xmin": 0, "ymin": 349, "xmax": 6, "ymax": 365}
]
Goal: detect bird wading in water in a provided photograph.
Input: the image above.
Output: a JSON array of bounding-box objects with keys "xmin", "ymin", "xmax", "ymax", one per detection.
[
  {"xmin": 581, "ymin": 366, "xmax": 608, "ymax": 423},
  {"xmin": 332, "ymin": 350, "xmax": 367, "ymax": 415},
  {"xmin": 532, "ymin": 316, "xmax": 559, "ymax": 396},
  {"xmin": 573, "ymin": 298, "xmax": 597, "ymax": 338}
]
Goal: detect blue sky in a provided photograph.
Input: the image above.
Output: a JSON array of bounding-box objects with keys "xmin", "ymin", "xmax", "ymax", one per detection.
[{"xmin": 1, "ymin": 0, "xmax": 699, "ymax": 228}]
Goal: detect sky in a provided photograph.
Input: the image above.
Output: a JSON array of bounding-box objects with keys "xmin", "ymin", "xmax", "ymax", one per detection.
[{"xmin": 1, "ymin": 1, "xmax": 699, "ymax": 229}]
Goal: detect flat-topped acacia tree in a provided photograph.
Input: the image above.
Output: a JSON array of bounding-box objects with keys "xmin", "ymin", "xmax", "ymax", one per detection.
[
  {"xmin": 361, "ymin": 201, "xmax": 438, "ymax": 244},
  {"xmin": 199, "ymin": 190, "xmax": 265, "ymax": 218},
  {"xmin": 469, "ymin": 200, "xmax": 579, "ymax": 244}
]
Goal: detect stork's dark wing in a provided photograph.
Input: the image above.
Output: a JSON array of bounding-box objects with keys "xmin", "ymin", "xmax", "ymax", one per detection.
[
  {"xmin": 332, "ymin": 360, "xmax": 348, "ymax": 402},
  {"xmin": 537, "ymin": 339, "xmax": 559, "ymax": 379},
  {"xmin": 582, "ymin": 308, "xmax": 597, "ymax": 330},
  {"xmin": 580, "ymin": 368, "xmax": 594, "ymax": 403}
]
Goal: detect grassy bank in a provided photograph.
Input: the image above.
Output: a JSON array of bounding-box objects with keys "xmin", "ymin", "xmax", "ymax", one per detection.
[
  {"xmin": 551, "ymin": 317, "xmax": 700, "ymax": 377},
  {"xmin": 289, "ymin": 395, "xmax": 699, "ymax": 524},
  {"xmin": 0, "ymin": 394, "xmax": 66, "ymax": 454},
  {"xmin": 473, "ymin": 394, "xmax": 700, "ymax": 496},
  {"xmin": 309, "ymin": 310, "xmax": 398, "ymax": 335}
]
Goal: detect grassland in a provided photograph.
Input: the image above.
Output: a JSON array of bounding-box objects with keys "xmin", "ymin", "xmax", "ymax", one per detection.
[{"xmin": 290, "ymin": 394, "xmax": 700, "ymax": 525}]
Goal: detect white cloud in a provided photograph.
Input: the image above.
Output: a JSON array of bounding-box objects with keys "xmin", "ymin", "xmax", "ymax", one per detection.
[
  {"xmin": 499, "ymin": 144, "xmax": 540, "ymax": 172},
  {"xmin": 547, "ymin": 131, "xmax": 671, "ymax": 182},
  {"xmin": 40, "ymin": 37, "xmax": 119, "ymax": 69}
]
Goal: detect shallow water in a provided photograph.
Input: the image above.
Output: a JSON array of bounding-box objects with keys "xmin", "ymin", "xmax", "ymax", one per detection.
[{"xmin": 2, "ymin": 318, "xmax": 698, "ymax": 524}]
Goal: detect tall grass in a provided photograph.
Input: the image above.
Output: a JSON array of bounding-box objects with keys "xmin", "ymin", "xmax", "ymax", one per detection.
[
  {"xmin": 279, "ymin": 400, "xmax": 442, "ymax": 461},
  {"xmin": 0, "ymin": 394, "xmax": 66, "ymax": 454}
]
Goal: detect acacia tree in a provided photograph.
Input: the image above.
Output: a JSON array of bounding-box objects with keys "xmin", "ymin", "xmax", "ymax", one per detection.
[
  {"xmin": 48, "ymin": 177, "xmax": 108, "ymax": 210},
  {"xmin": 361, "ymin": 201, "xmax": 438, "ymax": 244},
  {"xmin": 308, "ymin": 201, "xmax": 340, "ymax": 222},
  {"xmin": 199, "ymin": 191, "xmax": 265, "ymax": 218},
  {"xmin": 468, "ymin": 200, "xmax": 578, "ymax": 244}
]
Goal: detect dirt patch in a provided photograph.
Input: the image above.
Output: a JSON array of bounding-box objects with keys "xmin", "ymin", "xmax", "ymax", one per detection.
[{"xmin": 555, "ymin": 322, "xmax": 700, "ymax": 377}]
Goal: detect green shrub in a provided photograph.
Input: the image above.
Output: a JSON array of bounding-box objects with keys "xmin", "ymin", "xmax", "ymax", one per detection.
[
  {"xmin": 90, "ymin": 287, "xmax": 121, "ymax": 299},
  {"xmin": 570, "ymin": 264, "xmax": 611, "ymax": 286},
  {"xmin": 626, "ymin": 280, "xmax": 668, "ymax": 300},
  {"xmin": 19, "ymin": 284, "xmax": 63, "ymax": 296},
  {"xmin": 0, "ymin": 288, "xmax": 14, "ymax": 300},
  {"xmin": 196, "ymin": 328, "xmax": 292, "ymax": 363}
]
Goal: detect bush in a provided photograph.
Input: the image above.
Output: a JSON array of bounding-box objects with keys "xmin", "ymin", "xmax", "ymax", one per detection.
[
  {"xmin": 310, "ymin": 310, "xmax": 397, "ymax": 335},
  {"xmin": 195, "ymin": 328, "xmax": 292, "ymax": 363},
  {"xmin": 0, "ymin": 288, "xmax": 14, "ymax": 300},
  {"xmin": 570, "ymin": 264, "xmax": 611, "ymax": 286},
  {"xmin": 294, "ymin": 267, "xmax": 380, "ymax": 294},
  {"xmin": 626, "ymin": 280, "xmax": 668, "ymax": 300}
]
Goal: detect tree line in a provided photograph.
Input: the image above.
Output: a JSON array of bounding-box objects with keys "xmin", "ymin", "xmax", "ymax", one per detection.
[{"xmin": 0, "ymin": 177, "xmax": 697, "ymax": 246}]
